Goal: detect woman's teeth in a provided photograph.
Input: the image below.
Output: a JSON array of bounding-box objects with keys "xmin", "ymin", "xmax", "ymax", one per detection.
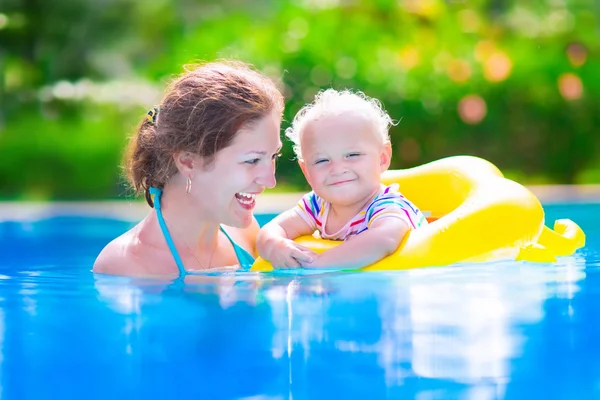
[{"xmin": 236, "ymin": 192, "xmax": 256, "ymax": 204}]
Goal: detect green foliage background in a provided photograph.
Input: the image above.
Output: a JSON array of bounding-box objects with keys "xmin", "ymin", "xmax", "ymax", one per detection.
[{"xmin": 0, "ymin": 0, "xmax": 598, "ymax": 200}]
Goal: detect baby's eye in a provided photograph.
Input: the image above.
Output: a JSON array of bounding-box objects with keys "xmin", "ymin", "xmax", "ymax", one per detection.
[
  {"xmin": 314, "ymin": 158, "xmax": 328, "ymax": 165},
  {"xmin": 347, "ymin": 152, "xmax": 362, "ymax": 157},
  {"xmin": 245, "ymin": 158, "xmax": 260, "ymax": 165}
]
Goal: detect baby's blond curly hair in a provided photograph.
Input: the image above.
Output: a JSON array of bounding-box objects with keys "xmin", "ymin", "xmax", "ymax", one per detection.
[{"xmin": 285, "ymin": 88, "xmax": 395, "ymax": 160}]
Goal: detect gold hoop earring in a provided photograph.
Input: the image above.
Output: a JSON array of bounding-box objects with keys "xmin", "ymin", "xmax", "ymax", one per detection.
[{"xmin": 186, "ymin": 176, "xmax": 192, "ymax": 194}]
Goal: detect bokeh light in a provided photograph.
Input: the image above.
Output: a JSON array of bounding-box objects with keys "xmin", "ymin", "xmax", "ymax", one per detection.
[
  {"xmin": 483, "ymin": 51, "xmax": 513, "ymax": 82},
  {"xmin": 474, "ymin": 40, "xmax": 496, "ymax": 62},
  {"xmin": 447, "ymin": 59, "xmax": 471, "ymax": 83},
  {"xmin": 335, "ymin": 57, "xmax": 357, "ymax": 80},
  {"xmin": 566, "ymin": 43, "xmax": 588, "ymax": 67},
  {"xmin": 458, "ymin": 9, "xmax": 481, "ymax": 33},
  {"xmin": 458, "ymin": 95, "xmax": 487, "ymax": 125},
  {"xmin": 402, "ymin": 0, "xmax": 442, "ymax": 18},
  {"xmin": 310, "ymin": 65, "xmax": 331, "ymax": 86},
  {"xmin": 0, "ymin": 14, "xmax": 8, "ymax": 30},
  {"xmin": 398, "ymin": 46, "xmax": 420, "ymax": 70},
  {"xmin": 558, "ymin": 73, "xmax": 583, "ymax": 101}
]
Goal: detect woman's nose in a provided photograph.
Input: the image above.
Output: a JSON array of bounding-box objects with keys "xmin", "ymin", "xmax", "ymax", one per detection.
[{"xmin": 256, "ymin": 162, "xmax": 277, "ymax": 188}]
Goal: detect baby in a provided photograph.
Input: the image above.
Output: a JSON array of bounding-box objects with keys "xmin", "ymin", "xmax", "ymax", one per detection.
[{"xmin": 257, "ymin": 89, "xmax": 428, "ymax": 269}]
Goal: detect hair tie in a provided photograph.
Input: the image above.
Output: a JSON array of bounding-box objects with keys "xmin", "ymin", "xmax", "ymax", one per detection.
[{"xmin": 146, "ymin": 106, "xmax": 160, "ymax": 124}]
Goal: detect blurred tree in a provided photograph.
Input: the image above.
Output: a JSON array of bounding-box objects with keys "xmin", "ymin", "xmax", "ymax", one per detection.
[{"xmin": 0, "ymin": 0, "xmax": 598, "ymax": 199}]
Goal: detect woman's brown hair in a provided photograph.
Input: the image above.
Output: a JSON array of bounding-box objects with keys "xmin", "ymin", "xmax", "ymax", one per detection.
[{"xmin": 124, "ymin": 60, "xmax": 284, "ymax": 207}]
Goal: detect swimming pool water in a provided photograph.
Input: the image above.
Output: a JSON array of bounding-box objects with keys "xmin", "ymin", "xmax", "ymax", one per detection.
[{"xmin": 0, "ymin": 204, "xmax": 599, "ymax": 399}]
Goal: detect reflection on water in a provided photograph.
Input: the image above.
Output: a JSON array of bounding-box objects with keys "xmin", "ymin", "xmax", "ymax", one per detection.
[
  {"xmin": 0, "ymin": 205, "xmax": 599, "ymax": 399},
  {"xmin": 0, "ymin": 308, "xmax": 4, "ymax": 399},
  {"xmin": 257, "ymin": 256, "xmax": 593, "ymax": 399}
]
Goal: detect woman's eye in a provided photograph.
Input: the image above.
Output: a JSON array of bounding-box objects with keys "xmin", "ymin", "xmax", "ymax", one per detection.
[
  {"xmin": 272, "ymin": 153, "xmax": 282, "ymax": 160},
  {"xmin": 245, "ymin": 158, "xmax": 260, "ymax": 165}
]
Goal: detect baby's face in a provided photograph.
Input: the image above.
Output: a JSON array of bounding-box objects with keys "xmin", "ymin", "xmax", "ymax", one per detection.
[{"xmin": 299, "ymin": 112, "xmax": 390, "ymax": 209}]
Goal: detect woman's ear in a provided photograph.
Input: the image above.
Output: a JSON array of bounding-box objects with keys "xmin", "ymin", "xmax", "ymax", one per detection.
[
  {"xmin": 173, "ymin": 151, "xmax": 196, "ymax": 176},
  {"xmin": 380, "ymin": 141, "xmax": 392, "ymax": 172}
]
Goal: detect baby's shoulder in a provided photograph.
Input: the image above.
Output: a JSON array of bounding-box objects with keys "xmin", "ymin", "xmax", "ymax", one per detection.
[
  {"xmin": 369, "ymin": 184, "xmax": 405, "ymax": 203},
  {"xmin": 298, "ymin": 190, "xmax": 328, "ymax": 208}
]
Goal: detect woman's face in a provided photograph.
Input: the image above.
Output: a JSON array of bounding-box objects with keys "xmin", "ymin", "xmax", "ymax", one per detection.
[{"xmin": 191, "ymin": 110, "xmax": 283, "ymax": 228}]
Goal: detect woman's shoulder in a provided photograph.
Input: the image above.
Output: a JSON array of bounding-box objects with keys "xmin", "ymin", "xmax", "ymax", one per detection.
[
  {"xmin": 93, "ymin": 227, "xmax": 158, "ymax": 276},
  {"xmin": 93, "ymin": 230, "xmax": 135, "ymax": 275}
]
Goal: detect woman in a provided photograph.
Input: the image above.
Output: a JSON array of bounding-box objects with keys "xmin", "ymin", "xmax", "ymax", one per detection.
[{"xmin": 93, "ymin": 61, "xmax": 286, "ymax": 277}]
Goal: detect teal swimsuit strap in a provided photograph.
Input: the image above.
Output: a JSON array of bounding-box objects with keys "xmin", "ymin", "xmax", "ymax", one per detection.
[
  {"xmin": 149, "ymin": 187, "xmax": 187, "ymax": 276},
  {"xmin": 149, "ymin": 187, "xmax": 256, "ymax": 275},
  {"xmin": 219, "ymin": 226, "xmax": 255, "ymax": 271}
]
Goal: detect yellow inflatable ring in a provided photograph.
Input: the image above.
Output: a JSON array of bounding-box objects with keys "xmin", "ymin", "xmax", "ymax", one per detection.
[{"xmin": 251, "ymin": 156, "xmax": 586, "ymax": 272}]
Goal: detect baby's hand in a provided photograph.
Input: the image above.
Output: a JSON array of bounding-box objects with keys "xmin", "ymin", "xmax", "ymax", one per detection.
[{"xmin": 267, "ymin": 238, "xmax": 317, "ymax": 269}]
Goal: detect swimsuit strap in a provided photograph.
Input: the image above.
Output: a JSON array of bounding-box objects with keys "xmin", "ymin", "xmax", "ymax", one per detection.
[
  {"xmin": 149, "ymin": 187, "xmax": 187, "ymax": 276},
  {"xmin": 149, "ymin": 187, "xmax": 256, "ymax": 275},
  {"xmin": 219, "ymin": 226, "xmax": 256, "ymax": 271}
]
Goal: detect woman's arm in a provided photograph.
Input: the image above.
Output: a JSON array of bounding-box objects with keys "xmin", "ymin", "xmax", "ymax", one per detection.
[{"xmin": 302, "ymin": 218, "xmax": 409, "ymax": 270}]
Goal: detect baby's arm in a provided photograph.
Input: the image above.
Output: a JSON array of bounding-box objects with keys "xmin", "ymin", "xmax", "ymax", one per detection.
[
  {"xmin": 256, "ymin": 209, "xmax": 318, "ymax": 269},
  {"xmin": 302, "ymin": 218, "xmax": 410, "ymax": 270}
]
